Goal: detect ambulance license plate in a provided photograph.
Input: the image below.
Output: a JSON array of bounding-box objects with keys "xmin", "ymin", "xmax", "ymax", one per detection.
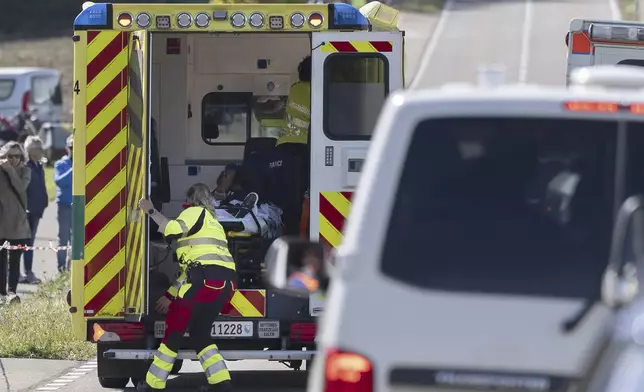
[{"xmin": 211, "ymin": 321, "xmax": 253, "ymax": 337}]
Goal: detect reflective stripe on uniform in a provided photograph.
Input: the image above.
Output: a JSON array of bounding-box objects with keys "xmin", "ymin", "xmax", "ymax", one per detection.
[
  {"xmin": 177, "ymin": 237, "xmax": 228, "ymax": 248},
  {"xmin": 287, "ymin": 115, "xmax": 310, "ymax": 129},
  {"xmin": 198, "ymin": 345, "xmax": 231, "ymax": 385},
  {"xmin": 146, "ymin": 343, "xmax": 177, "ymax": 389},
  {"xmin": 194, "ymin": 253, "xmax": 236, "ymax": 270},
  {"xmin": 177, "ymin": 219, "xmax": 189, "ymax": 236}
]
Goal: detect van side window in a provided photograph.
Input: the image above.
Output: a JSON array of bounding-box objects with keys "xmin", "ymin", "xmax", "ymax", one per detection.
[
  {"xmin": 380, "ymin": 117, "xmax": 619, "ymax": 299},
  {"xmin": 201, "ymin": 92, "xmax": 253, "ymax": 145},
  {"xmin": 0, "ymin": 79, "xmax": 15, "ymax": 101},
  {"xmin": 323, "ymin": 54, "xmax": 389, "ymax": 140},
  {"xmin": 31, "ymin": 75, "xmax": 62, "ymax": 105}
]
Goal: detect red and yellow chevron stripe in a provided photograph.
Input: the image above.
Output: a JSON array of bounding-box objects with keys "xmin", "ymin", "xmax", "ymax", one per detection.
[
  {"xmin": 222, "ymin": 290, "xmax": 267, "ymax": 317},
  {"xmin": 321, "ymin": 41, "xmax": 393, "ymax": 53},
  {"xmin": 318, "ymin": 192, "xmax": 353, "ymax": 248},
  {"xmin": 83, "ymin": 30, "xmax": 130, "ymax": 318},
  {"xmin": 124, "ymin": 31, "xmax": 148, "ymax": 317}
]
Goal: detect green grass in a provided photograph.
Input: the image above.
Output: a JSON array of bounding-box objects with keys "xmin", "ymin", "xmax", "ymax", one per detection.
[
  {"xmin": 620, "ymin": 0, "xmax": 644, "ymax": 20},
  {"xmin": 0, "ymin": 273, "xmax": 95, "ymax": 360},
  {"xmin": 45, "ymin": 166, "xmax": 56, "ymax": 202}
]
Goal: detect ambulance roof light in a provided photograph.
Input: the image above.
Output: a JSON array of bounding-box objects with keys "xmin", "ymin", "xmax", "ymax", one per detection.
[
  {"xmin": 329, "ymin": 3, "xmax": 370, "ymax": 30},
  {"xmin": 589, "ymin": 22, "xmax": 644, "ymax": 41},
  {"xmin": 75, "ymin": 2, "xmax": 110, "ymax": 28},
  {"xmin": 570, "ymin": 65, "xmax": 644, "ymax": 89}
]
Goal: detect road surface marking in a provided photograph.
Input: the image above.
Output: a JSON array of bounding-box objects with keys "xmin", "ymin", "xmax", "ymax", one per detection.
[
  {"xmin": 518, "ymin": 0, "xmax": 533, "ymax": 83},
  {"xmin": 34, "ymin": 358, "xmax": 98, "ymax": 391},
  {"xmin": 410, "ymin": 0, "xmax": 454, "ymax": 88}
]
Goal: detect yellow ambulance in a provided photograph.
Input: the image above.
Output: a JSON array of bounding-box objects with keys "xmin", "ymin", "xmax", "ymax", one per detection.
[{"xmin": 68, "ymin": 0, "xmax": 404, "ymax": 388}]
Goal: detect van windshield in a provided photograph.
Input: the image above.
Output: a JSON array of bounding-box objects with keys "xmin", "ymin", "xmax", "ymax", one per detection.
[{"xmin": 380, "ymin": 117, "xmax": 627, "ymax": 299}]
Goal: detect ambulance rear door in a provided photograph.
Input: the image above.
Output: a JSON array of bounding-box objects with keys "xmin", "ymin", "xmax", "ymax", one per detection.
[
  {"xmin": 310, "ymin": 30, "xmax": 402, "ymax": 281},
  {"xmin": 124, "ymin": 30, "xmax": 151, "ymax": 320}
]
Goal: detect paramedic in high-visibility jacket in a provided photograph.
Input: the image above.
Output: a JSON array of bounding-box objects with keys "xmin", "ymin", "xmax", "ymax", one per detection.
[
  {"xmin": 268, "ymin": 56, "xmax": 311, "ymax": 235},
  {"xmin": 277, "ymin": 55, "xmax": 311, "ymax": 147},
  {"xmin": 137, "ymin": 183, "xmax": 236, "ymax": 392}
]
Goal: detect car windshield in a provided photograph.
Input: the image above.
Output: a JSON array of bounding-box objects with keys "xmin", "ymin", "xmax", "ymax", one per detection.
[{"xmin": 380, "ymin": 117, "xmax": 629, "ymax": 299}]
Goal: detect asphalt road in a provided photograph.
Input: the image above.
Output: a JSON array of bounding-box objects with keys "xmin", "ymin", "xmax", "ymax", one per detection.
[
  {"xmin": 412, "ymin": 0, "xmax": 620, "ymax": 87},
  {"xmin": 20, "ymin": 0, "xmax": 619, "ymax": 390}
]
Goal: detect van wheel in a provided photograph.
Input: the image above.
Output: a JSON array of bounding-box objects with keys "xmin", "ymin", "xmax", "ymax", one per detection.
[
  {"xmin": 98, "ymin": 377, "xmax": 129, "ymax": 388},
  {"xmin": 171, "ymin": 360, "xmax": 183, "ymax": 374}
]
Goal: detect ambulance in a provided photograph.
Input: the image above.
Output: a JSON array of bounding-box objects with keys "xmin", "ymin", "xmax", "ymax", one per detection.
[
  {"xmin": 566, "ymin": 19, "xmax": 644, "ymax": 84},
  {"xmin": 265, "ymin": 65, "xmax": 644, "ymax": 392},
  {"xmin": 67, "ymin": 0, "xmax": 403, "ymax": 388}
]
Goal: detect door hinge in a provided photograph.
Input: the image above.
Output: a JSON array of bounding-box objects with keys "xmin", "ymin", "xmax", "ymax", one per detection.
[{"xmin": 188, "ymin": 103, "xmax": 192, "ymax": 118}]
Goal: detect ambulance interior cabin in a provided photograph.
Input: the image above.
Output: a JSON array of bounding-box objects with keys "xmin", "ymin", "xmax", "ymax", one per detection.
[{"xmin": 146, "ymin": 32, "xmax": 384, "ymax": 290}]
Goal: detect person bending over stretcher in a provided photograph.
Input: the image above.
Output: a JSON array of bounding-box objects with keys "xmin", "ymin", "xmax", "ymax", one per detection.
[{"xmin": 137, "ymin": 183, "xmax": 236, "ymax": 392}]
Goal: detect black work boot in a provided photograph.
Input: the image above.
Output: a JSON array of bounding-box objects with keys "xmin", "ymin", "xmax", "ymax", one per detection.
[{"xmin": 137, "ymin": 380, "xmax": 162, "ymax": 391}]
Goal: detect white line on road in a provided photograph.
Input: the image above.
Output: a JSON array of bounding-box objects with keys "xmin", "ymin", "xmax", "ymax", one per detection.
[
  {"xmin": 518, "ymin": 0, "xmax": 533, "ymax": 83},
  {"xmin": 608, "ymin": 0, "xmax": 621, "ymax": 19},
  {"xmin": 409, "ymin": 0, "xmax": 454, "ymax": 89},
  {"xmin": 33, "ymin": 358, "xmax": 98, "ymax": 391}
]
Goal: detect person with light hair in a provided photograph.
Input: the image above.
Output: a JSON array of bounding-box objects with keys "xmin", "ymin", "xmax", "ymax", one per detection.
[
  {"xmin": 0, "ymin": 141, "xmax": 31, "ymax": 298},
  {"xmin": 20, "ymin": 136, "xmax": 47, "ymax": 284},
  {"xmin": 136, "ymin": 183, "xmax": 237, "ymax": 392}
]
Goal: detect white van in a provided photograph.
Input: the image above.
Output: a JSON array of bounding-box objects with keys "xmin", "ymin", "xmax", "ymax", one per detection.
[
  {"xmin": 265, "ymin": 66, "xmax": 644, "ymax": 392},
  {"xmin": 0, "ymin": 67, "xmax": 64, "ymax": 123}
]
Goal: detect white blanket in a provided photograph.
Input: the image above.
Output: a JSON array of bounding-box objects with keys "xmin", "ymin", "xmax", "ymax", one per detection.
[{"xmin": 213, "ymin": 200, "xmax": 283, "ymax": 237}]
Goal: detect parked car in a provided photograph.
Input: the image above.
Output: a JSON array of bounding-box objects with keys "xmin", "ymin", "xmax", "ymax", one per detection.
[{"xmin": 0, "ymin": 67, "xmax": 68, "ymax": 162}]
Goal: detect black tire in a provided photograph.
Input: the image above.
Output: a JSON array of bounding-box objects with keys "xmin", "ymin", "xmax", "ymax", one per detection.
[
  {"xmin": 98, "ymin": 377, "xmax": 129, "ymax": 388},
  {"xmin": 306, "ymin": 360, "xmax": 312, "ymax": 371},
  {"xmin": 171, "ymin": 360, "xmax": 183, "ymax": 375}
]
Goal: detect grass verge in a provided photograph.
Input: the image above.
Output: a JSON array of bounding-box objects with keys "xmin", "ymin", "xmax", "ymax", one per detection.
[
  {"xmin": 620, "ymin": 0, "xmax": 641, "ymax": 20},
  {"xmin": 0, "ymin": 272, "xmax": 94, "ymax": 360}
]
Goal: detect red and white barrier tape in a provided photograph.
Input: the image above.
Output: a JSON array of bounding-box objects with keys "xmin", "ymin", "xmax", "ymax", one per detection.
[{"xmin": 1, "ymin": 241, "xmax": 70, "ymax": 251}]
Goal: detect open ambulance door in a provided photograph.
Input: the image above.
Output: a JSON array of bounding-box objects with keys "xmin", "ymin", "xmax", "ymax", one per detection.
[
  {"xmin": 309, "ymin": 31, "xmax": 403, "ymax": 314},
  {"xmin": 73, "ymin": 27, "xmax": 149, "ymax": 332},
  {"xmin": 124, "ymin": 30, "xmax": 151, "ymax": 320}
]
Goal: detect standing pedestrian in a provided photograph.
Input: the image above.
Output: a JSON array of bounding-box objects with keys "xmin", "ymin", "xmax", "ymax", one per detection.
[
  {"xmin": 54, "ymin": 135, "xmax": 73, "ymax": 272},
  {"xmin": 20, "ymin": 136, "xmax": 47, "ymax": 284},
  {"xmin": 0, "ymin": 141, "xmax": 31, "ymax": 298}
]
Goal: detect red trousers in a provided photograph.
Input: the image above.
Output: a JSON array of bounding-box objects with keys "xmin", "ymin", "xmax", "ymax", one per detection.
[{"xmin": 163, "ymin": 280, "xmax": 236, "ymax": 352}]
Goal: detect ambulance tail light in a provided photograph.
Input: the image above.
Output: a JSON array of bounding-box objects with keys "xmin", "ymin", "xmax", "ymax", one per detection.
[
  {"xmin": 589, "ymin": 23, "xmax": 644, "ymax": 41},
  {"xmin": 92, "ymin": 322, "xmax": 145, "ymax": 343},
  {"xmin": 324, "ymin": 348, "xmax": 374, "ymax": 392},
  {"xmin": 290, "ymin": 322, "xmax": 316, "ymax": 343},
  {"xmin": 329, "ymin": 3, "xmax": 370, "ymax": 30}
]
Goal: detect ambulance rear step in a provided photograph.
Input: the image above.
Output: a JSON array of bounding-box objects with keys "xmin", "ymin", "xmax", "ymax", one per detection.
[{"xmin": 103, "ymin": 349, "xmax": 316, "ymax": 361}]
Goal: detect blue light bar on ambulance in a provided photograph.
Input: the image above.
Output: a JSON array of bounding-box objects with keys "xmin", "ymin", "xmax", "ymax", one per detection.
[
  {"xmin": 74, "ymin": 2, "xmax": 112, "ymax": 29},
  {"xmin": 329, "ymin": 3, "xmax": 370, "ymax": 30},
  {"xmin": 589, "ymin": 23, "xmax": 644, "ymax": 41}
]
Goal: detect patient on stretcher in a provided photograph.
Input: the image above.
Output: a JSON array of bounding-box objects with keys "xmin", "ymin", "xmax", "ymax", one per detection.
[{"xmin": 211, "ymin": 165, "xmax": 283, "ymax": 237}]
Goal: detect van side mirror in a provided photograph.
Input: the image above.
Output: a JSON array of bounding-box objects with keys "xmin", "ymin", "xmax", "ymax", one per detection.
[
  {"xmin": 602, "ymin": 195, "xmax": 644, "ymax": 308},
  {"xmin": 263, "ymin": 237, "xmax": 327, "ymax": 296}
]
